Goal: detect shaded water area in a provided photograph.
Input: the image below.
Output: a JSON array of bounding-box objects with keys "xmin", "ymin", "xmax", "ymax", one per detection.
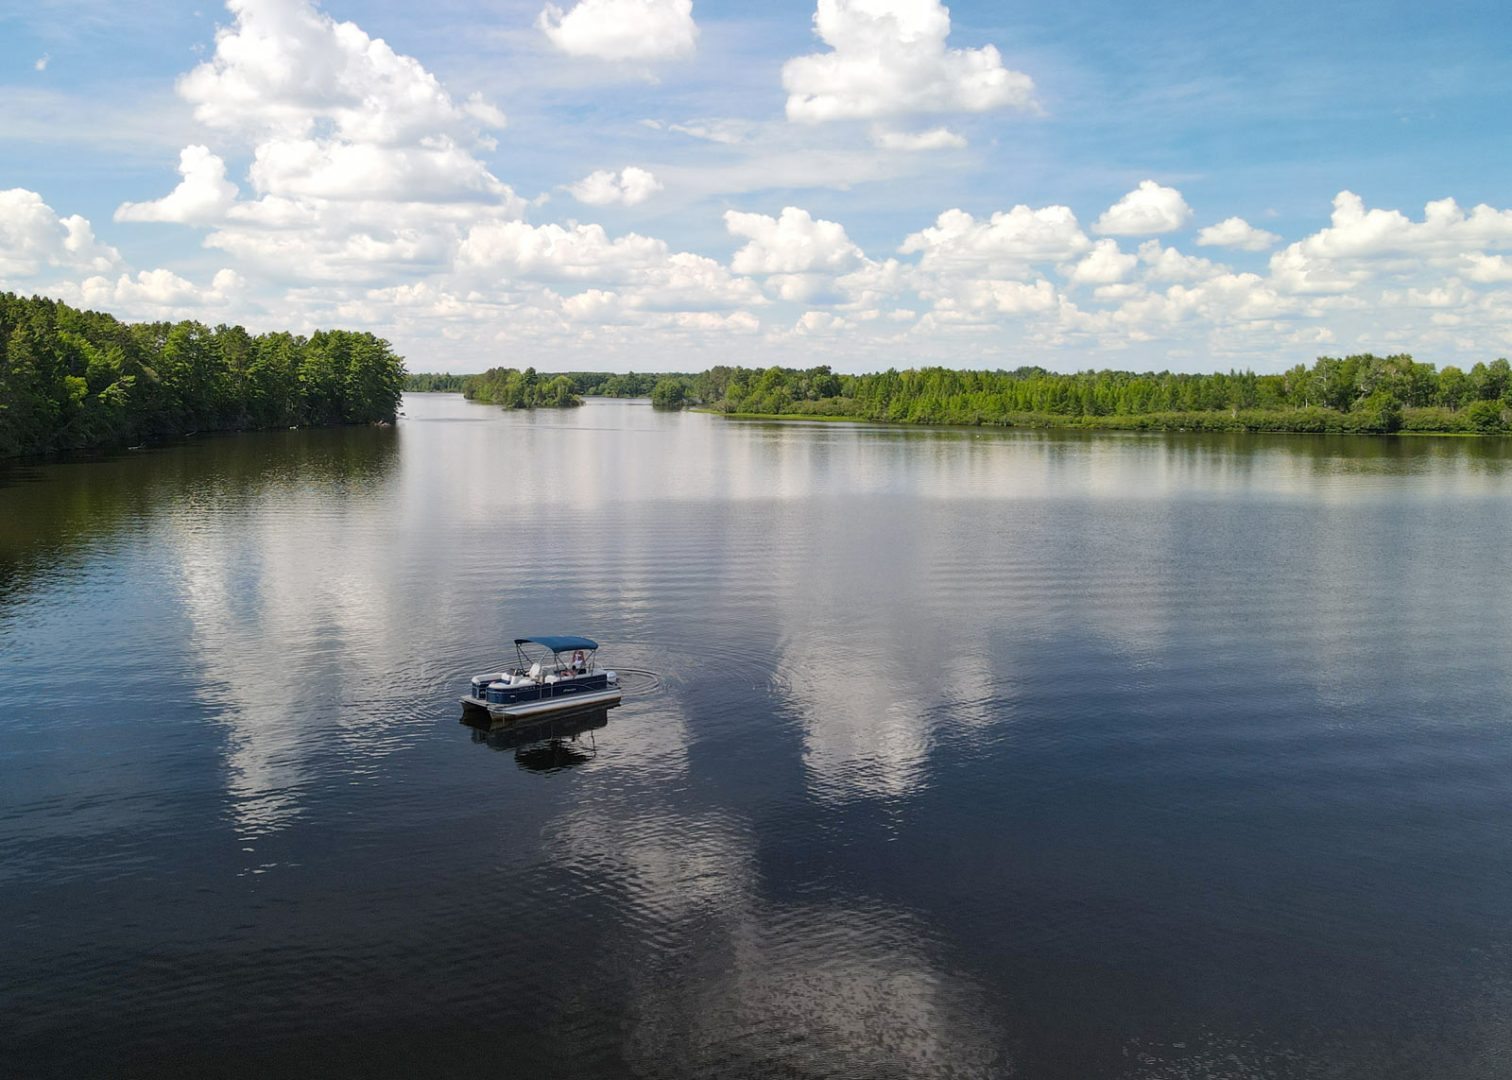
[{"xmin": 4, "ymin": 394, "xmax": 1512, "ymax": 1078}]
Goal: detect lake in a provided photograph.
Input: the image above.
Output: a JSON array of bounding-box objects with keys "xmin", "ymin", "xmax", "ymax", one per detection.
[{"xmin": 4, "ymin": 393, "xmax": 1512, "ymax": 1078}]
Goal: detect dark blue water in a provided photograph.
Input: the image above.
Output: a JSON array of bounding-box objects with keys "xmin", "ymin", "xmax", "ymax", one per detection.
[{"xmin": 3, "ymin": 394, "xmax": 1512, "ymax": 1078}]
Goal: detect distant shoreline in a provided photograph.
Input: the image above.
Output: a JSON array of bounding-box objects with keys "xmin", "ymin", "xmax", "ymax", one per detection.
[
  {"xmin": 415, "ymin": 360, "xmax": 1512, "ymax": 438},
  {"xmin": 698, "ymin": 407, "xmax": 1510, "ymax": 438}
]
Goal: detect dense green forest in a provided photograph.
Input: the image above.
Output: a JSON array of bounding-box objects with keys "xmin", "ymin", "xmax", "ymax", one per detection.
[
  {"xmin": 644, "ymin": 355, "xmax": 1512, "ymax": 435},
  {"xmin": 0, "ymin": 293, "xmax": 406, "ymax": 458}
]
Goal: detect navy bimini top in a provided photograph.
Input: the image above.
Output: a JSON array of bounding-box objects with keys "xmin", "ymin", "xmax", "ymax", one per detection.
[{"xmin": 516, "ymin": 636, "xmax": 599, "ymax": 653}]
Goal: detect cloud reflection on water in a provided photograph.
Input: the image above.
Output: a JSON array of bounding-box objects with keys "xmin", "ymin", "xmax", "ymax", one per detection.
[
  {"xmin": 169, "ymin": 440, "xmax": 410, "ymax": 838},
  {"xmin": 549, "ymin": 711, "xmax": 1010, "ymax": 1077}
]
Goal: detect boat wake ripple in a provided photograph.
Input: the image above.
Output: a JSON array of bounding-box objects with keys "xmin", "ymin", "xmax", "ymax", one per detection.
[{"xmin": 610, "ymin": 666, "xmax": 662, "ymax": 697}]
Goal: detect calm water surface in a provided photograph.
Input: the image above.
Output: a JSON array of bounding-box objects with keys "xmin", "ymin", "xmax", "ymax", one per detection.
[{"xmin": 4, "ymin": 395, "xmax": 1512, "ymax": 1078}]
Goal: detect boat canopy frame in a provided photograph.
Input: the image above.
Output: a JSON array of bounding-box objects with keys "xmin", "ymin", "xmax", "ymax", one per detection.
[{"xmin": 512, "ymin": 636, "xmax": 600, "ymax": 676}]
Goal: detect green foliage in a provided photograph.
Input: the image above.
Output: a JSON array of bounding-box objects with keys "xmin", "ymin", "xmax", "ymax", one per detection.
[
  {"xmin": 650, "ymin": 377, "xmax": 689, "ymax": 408},
  {"xmin": 1399, "ymin": 406, "xmax": 1475, "ymax": 433},
  {"xmin": 541, "ymin": 374, "xmax": 578, "ymax": 407},
  {"xmin": 683, "ymin": 355, "xmax": 1511, "ymax": 436},
  {"xmin": 404, "ymin": 372, "xmax": 465, "ymax": 392},
  {"xmin": 1470, "ymin": 358, "xmax": 1511, "ymax": 402},
  {"xmin": 1467, "ymin": 399, "xmax": 1507, "ymax": 433},
  {"xmin": 1353, "ymin": 390, "xmax": 1403, "ymax": 433},
  {"xmin": 0, "ymin": 292, "xmax": 405, "ymax": 458},
  {"xmin": 461, "ymin": 366, "xmax": 583, "ymax": 409},
  {"xmin": 1436, "ymin": 366, "xmax": 1472, "ymax": 409},
  {"xmin": 562, "ymin": 371, "xmax": 687, "ymax": 397},
  {"xmin": 411, "ymin": 369, "xmax": 673, "ymax": 402}
]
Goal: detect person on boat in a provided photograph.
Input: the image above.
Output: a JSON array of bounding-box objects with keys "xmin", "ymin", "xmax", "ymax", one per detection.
[{"xmin": 571, "ymin": 649, "xmax": 586, "ymax": 673}]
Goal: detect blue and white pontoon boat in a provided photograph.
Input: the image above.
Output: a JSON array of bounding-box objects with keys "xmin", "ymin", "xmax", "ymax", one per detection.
[{"xmin": 461, "ymin": 636, "xmax": 621, "ymax": 720}]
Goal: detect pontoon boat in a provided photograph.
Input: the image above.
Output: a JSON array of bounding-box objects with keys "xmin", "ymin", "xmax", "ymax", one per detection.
[{"xmin": 461, "ymin": 636, "xmax": 621, "ymax": 720}]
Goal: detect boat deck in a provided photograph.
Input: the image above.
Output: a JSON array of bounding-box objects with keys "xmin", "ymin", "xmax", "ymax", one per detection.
[{"xmin": 461, "ymin": 686, "xmax": 622, "ymax": 720}]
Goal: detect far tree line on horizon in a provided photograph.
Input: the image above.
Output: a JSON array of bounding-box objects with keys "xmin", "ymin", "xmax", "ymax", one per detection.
[
  {"xmin": 411, "ymin": 353, "xmax": 1512, "ymax": 435},
  {"xmin": 418, "ymin": 368, "xmax": 668, "ymax": 405},
  {"xmin": 0, "ymin": 293, "xmax": 406, "ymax": 458}
]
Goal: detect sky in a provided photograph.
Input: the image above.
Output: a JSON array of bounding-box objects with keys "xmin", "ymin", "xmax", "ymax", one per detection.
[{"xmin": 2, "ymin": 0, "xmax": 1510, "ymax": 374}]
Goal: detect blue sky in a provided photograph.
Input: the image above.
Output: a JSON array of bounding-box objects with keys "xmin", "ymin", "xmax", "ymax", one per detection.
[{"xmin": 3, "ymin": 0, "xmax": 1511, "ymax": 373}]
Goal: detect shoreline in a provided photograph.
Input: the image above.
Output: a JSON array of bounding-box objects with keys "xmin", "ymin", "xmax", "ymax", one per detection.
[{"xmin": 695, "ymin": 408, "xmax": 1509, "ymax": 438}]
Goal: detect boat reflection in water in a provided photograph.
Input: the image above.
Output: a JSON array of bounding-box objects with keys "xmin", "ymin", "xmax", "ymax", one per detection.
[{"xmin": 460, "ymin": 703, "xmax": 617, "ymax": 772}]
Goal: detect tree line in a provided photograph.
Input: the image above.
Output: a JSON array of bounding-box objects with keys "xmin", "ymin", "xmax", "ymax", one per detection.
[
  {"xmin": 404, "ymin": 372, "xmax": 465, "ymax": 392},
  {"xmin": 564, "ymin": 372, "xmax": 672, "ymax": 397},
  {"xmin": 407, "ymin": 370, "xmax": 682, "ymax": 398},
  {"xmin": 640, "ymin": 355, "xmax": 1512, "ymax": 434},
  {"xmin": 0, "ymin": 293, "xmax": 406, "ymax": 458},
  {"xmin": 412, "ymin": 368, "xmax": 685, "ymax": 407}
]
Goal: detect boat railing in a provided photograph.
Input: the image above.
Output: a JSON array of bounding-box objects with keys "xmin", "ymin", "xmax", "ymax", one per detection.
[{"xmin": 495, "ymin": 653, "xmax": 600, "ymax": 686}]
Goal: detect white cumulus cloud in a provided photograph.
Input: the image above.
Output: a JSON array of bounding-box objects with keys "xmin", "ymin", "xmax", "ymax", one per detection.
[
  {"xmin": 456, "ymin": 219, "xmax": 764, "ymax": 312},
  {"xmin": 0, "ymin": 188, "xmax": 121, "ymax": 278},
  {"xmin": 45, "ymin": 266, "xmax": 245, "ymax": 322},
  {"xmin": 538, "ymin": 0, "xmax": 698, "ymax": 62},
  {"xmin": 179, "ymin": 0, "xmax": 505, "ymax": 142},
  {"xmin": 569, "ymin": 166, "xmax": 664, "ymax": 206},
  {"xmin": 956, "ymin": 277, "xmax": 1057, "ymax": 314},
  {"xmin": 725, "ymin": 206, "xmax": 863, "ymax": 274},
  {"xmin": 458, "ymin": 220, "xmax": 666, "ymax": 280},
  {"xmin": 1291, "ymin": 190, "xmax": 1512, "ymax": 261},
  {"xmin": 783, "ymin": 0, "xmax": 1036, "ymax": 123},
  {"xmin": 1263, "ymin": 191, "xmax": 1512, "ymax": 299},
  {"xmin": 795, "ymin": 310, "xmax": 851, "ymax": 334},
  {"xmin": 1138, "ymin": 240, "xmax": 1223, "ymax": 282},
  {"xmin": 245, "ymin": 137, "xmax": 513, "ymax": 203},
  {"xmin": 1266, "ymin": 243, "xmax": 1367, "ymax": 295},
  {"xmin": 1065, "ymin": 238, "xmax": 1138, "ymax": 285},
  {"xmin": 1095, "ymin": 180, "xmax": 1193, "ymax": 237},
  {"xmin": 900, "ymin": 204, "xmax": 1090, "ymax": 274},
  {"xmin": 1463, "ymin": 253, "xmax": 1512, "ymax": 284},
  {"xmin": 1196, "ymin": 216, "xmax": 1280, "ymax": 251},
  {"xmin": 80, "ymin": 267, "xmax": 241, "ymax": 309},
  {"xmin": 116, "ymin": 145, "xmax": 239, "ymax": 224},
  {"xmin": 173, "ymin": 0, "xmax": 514, "ymax": 203},
  {"xmin": 120, "ymin": 0, "xmax": 524, "ymax": 283}
]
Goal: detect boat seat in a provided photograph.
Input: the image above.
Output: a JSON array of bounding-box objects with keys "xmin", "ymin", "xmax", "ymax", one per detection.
[{"xmin": 487, "ymin": 675, "xmax": 535, "ymax": 689}]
